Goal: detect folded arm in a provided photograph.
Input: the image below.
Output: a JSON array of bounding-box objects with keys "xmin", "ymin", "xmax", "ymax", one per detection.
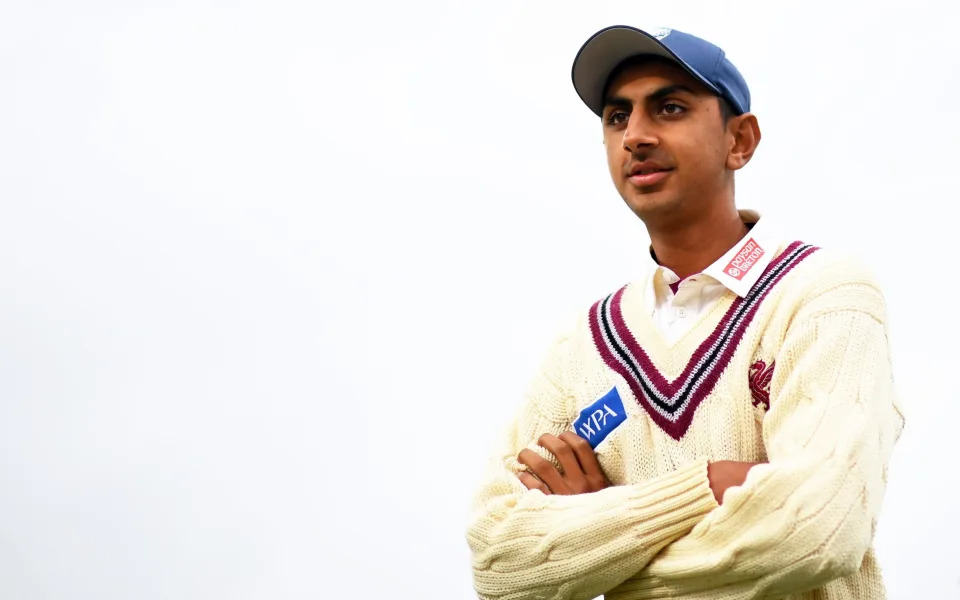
[
  {"xmin": 466, "ymin": 329, "xmax": 719, "ymax": 600},
  {"xmin": 631, "ymin": 284, "xmax": 905, "ymax": 598}
]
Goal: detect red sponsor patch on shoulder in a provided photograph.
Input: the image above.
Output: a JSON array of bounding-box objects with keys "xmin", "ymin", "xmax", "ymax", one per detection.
[{"xmin": 724, "ymin": 238, "xmax": 765, "ymax": 281}]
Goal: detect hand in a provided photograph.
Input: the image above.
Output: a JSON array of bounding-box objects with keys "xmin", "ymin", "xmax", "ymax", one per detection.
[
  {"xmin": 517, "ymin": 432, "xmax": 610, "ymax": 495},
  {"xmin": 707, "ymin": 460, "xmax": 759, "ymax": 505}
]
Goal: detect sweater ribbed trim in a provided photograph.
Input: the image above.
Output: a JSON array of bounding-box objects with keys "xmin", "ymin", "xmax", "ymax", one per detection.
[{"xmin": 588, "ymin": 241, "xmax": 819, "ymax": 440}]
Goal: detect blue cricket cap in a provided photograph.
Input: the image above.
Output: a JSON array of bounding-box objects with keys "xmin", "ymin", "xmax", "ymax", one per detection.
[{"xmin": 571, "ymin": 26, "xmax": 751, "ymax": 117}]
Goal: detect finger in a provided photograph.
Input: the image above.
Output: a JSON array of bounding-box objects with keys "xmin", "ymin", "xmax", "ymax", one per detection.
[
  {"xmin": 537, "ymin": 433, "xmax": 584, "ymax": 480},
  {"xmin": 558, "ymin": 431, "xmax": 606, "ymax": 480},
  {"xmin": 517, "ymin": 448, "xmax": 566, "ymax": 493},
  {"xmin": 518, "ymin": 471, "xmax": 551, "ymax": 494}
]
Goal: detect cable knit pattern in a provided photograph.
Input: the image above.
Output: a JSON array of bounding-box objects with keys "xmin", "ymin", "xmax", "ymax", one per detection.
[{"xmin": 466, "ymin": 244, "xmax": 904, "ymax": 600}]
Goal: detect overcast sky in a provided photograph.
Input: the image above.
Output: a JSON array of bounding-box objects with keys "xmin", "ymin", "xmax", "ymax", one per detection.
[{"xmin": 1, "ymin": 1, "xmax": 958, "ymax": 598}]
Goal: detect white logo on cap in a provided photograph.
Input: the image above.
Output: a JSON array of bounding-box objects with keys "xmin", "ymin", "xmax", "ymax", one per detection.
[{"xmin": 649, "ymin": 27, "xmax": 672, "ymax": 40}]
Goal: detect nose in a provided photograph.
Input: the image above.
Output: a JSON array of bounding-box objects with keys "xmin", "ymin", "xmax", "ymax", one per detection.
[{"xmin": 622, "ymin": 112, "xmax": 658, "ymax": 152}]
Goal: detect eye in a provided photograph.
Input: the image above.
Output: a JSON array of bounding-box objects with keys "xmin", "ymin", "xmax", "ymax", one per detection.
[
  {"xmin": 605, "ymin": 110, "xmax": 629, "ymax": 126},
  {"xmin": 659, "ymin": 102, "xmax": 686, "ymax": 116}
]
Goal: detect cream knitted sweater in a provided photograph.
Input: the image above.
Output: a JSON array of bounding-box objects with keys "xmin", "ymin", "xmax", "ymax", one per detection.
[{"xmin": 467, "ymin": 242, "xmax": 904, "ymax": 600}]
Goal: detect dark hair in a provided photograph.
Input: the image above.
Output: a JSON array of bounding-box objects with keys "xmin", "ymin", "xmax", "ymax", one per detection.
[
  {"xmin": 717, "ymin": 96, "xmax": 736, "ymax": 123},
  {"xmin": 603, "ymin": 55, "xmax": 738, "ymax": 124}
]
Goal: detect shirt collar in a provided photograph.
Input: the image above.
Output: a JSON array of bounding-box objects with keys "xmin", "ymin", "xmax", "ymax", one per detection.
[{"xmin": 642, "ymin": 209, "xmax": 779, "ymax": 304}]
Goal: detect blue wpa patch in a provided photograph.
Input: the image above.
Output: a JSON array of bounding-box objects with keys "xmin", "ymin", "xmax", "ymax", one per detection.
[{"xmin": 573, "ymin": 387, "xmax": 627, "ymax": 449}]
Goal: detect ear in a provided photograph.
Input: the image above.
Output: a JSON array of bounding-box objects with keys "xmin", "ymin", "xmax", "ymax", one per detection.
[{"xmin": 725, "ymin": 113, "xmax": 761, "ymax": 170}]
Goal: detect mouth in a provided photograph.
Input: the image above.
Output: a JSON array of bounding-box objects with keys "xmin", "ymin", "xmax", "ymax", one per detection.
[{"xmin": 627, "ymin": 167, "xmax": 673, "ymax": 188}]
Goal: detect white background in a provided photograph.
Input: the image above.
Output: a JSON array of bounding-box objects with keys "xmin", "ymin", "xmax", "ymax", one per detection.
[{"xmin": 1, "ymin": 1, "xmax": 957, "ymax": 598}]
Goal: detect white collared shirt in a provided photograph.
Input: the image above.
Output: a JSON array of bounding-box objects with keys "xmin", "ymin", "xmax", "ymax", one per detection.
[{"xmin": 644, "ymin": 210, "xmax": 781, "ymax": 342}]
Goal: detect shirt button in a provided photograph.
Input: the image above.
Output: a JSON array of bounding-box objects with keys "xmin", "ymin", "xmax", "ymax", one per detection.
[{"xmin": 677, "ymin": 307, "xmax": 687, "ymax": 318}]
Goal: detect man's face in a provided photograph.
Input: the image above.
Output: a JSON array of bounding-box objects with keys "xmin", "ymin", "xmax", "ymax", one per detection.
[{"xmin": 602, "ymin": 59, "xmax": 733, "ymax": 221}]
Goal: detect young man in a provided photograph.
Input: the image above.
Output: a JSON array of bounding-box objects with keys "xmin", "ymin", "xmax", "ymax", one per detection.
[{"xmin": 466, "ymin": 26, "xmax": 904, "ymax": 600}]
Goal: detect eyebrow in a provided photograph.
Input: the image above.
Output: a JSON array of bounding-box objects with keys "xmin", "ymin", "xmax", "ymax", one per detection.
[{"xmin": 603, "ymin": 84, "xmax": 699, "ymax": 112}]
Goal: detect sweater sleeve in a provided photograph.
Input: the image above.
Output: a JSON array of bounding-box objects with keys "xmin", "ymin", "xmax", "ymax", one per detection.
[
  {"xmin": 627, "ymin": 281, "xmax": 905, "ymax": 598},
  {"xmin": 466, "ymin": 325, "xmax": 720, "ymax": 600}
]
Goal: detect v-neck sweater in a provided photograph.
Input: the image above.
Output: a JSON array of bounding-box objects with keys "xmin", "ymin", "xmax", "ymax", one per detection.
[{"xmin": 467, "ymin": 242, "xmax": 904, "ymax": 600}]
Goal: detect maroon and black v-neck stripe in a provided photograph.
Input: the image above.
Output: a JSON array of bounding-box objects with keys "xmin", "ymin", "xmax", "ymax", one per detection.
[{"xmin": 588, "ymin": 241, "xmax": 819, "ymax": 440}]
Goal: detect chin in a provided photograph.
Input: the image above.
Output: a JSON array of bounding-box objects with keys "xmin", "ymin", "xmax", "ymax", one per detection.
[{"xmin": 621, "ymin": 187, "xmax": 678, "ymax": 220}]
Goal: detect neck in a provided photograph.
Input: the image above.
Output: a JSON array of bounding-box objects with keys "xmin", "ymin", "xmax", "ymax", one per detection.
[{"xmin": 647, "ymin": 205, "xmax": 748, "ymax": 280}]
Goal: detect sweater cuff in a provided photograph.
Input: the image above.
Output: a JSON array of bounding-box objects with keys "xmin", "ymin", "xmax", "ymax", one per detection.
[{"xmin": 621, "ymin": 458, "xmax": 718, "ymax": 542}]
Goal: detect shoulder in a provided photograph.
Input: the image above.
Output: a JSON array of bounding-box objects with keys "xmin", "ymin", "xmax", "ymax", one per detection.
[
  {"xmin": 793, "ymin": 243, "xmax": 878, "ymax": 281},
  {"xmin": 775, "ymin": 242, "xmax": 887, "ymax": 321}
]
